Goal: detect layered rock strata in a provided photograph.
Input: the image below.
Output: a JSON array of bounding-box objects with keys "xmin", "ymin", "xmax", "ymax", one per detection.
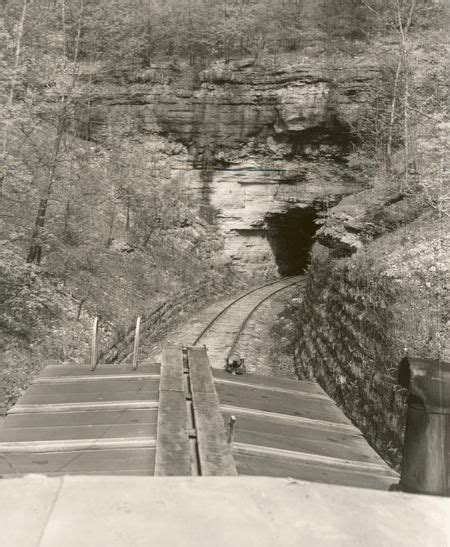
[{"xmin": 76, "ymin": 59, "xmax": 377, "ymax": 275}]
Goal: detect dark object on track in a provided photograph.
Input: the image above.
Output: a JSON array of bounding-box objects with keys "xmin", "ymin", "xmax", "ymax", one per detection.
[{"xmin": 225, "ymin": 352, "xmax": 246, "ymax": 375}]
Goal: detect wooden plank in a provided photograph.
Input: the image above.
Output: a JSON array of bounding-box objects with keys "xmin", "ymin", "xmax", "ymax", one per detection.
[
  {"xmin": 187, "ymin": 347, "xmax": 237, "ymax": 476},
  {"xmin": 155, "ymin": 347, "xmax": 191, "ymax": 476},
  {"xmin": 215, "ymin": 383, "xmax": 353, "ymax": 425},
  {"xmin": 220, "ymin": 412, "xmax": 387, "ymax": 466},
  {"xmin": 155, "ymin": 391, "xmax": 191, "ymax": 476},
  {"xmin": 159, "ymin": 346, "xmax": 185, "ymax": 392},
  {"xmin": 220, "ymin": 405, "xmax": 358, "ymax": 432},
  {"xmin": 234, "ymin": 452, "xmax": 397, "ymax": 491},
  {"xmin": 21, "ymin": 378, "xmax": 160, "ymax": 395},
  {"xmin": 234, "ymin": 443, "xmax": 396, "ymax": 476},
  {"xmin": 0, "ymin": 437, "xmax": 156, "ymax": 453},
  {"xmin": 18, "ymin": 388, "xmax": 159, "ymax": 406},
  {"xmin": 214, "ymin": 378, "xmax": 330, "ymax": 401},
  {"xmin": 33, "ymin": 374, "xmax": 160, "ymax": 384},
  {"xmin": 3, "ymin": 409, "xmax": 157, "ymax": 429},
  {"xmin": 0, "ymin": 447, "xmax": 156, "ymax": 476},
  {"xmin": 9, "ymin": 401, "xmax": 158, "ymax": 414},
  {"xmin": 0, "ymin": 422, "xmax": 157, "ymax": 443},
  {"xmin": 42, "ymin": 470, "xmax": 153, "ymax": 476},
  {"xmin": 212, "ymin": 369, "xmax": 326, "ymax": 395},
  {"xmin": 38, "ymin": 363, "xmax": 160, "ymax": 378}
]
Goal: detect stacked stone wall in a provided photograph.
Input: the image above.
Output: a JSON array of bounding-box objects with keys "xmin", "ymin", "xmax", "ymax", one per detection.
[{"xmin": 294, "ymin": 249, "xmax": 408, "ymax": 467}]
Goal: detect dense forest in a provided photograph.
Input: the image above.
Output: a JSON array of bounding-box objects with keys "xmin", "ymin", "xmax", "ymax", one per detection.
[{"xmin": 0, "ymin": 0, "xmax": 448, "ymax": 408}]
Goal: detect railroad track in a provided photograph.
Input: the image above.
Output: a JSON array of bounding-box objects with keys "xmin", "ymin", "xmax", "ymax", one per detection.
[{"xmin": 193, "ymin": 275, "xmax": 305, "ymax": 370}]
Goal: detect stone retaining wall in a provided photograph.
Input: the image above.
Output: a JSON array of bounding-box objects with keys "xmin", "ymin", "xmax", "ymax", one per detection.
[{"xmin": 294, "ymin": 248, "xmax": 407, "ymax": 467}]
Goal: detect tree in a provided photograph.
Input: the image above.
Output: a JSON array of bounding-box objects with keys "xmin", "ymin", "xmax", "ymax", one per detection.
[
  {"xmin": 1, "ymin": 0, "xmax": 33, "ymax": 193},
  {"xmin": 343, "ymin": 0, "xmax": 447, "ymax": 213},
  {"xmin": 26, "ymin": 0, "xmax": 85, "ymax": 263},
  {"xmin": 317, "ymin": 0, "xmax": 373, "ymax": 42}
]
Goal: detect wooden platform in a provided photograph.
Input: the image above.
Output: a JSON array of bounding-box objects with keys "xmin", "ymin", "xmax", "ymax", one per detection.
[
  {"xmin": 0, "ymin": 363, "xmax": 160, "ymax": 476},
  {"xmin": 0, "ymin": 347, "xmax": 397, "ymax": 489}
]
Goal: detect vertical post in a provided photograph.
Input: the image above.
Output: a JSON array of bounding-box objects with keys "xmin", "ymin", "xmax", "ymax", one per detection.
[
  {"xmin": 90, "ymin": 317, "xmax": 99, "ymax": 371},
  {"xmin": 398, "ymin": 356, "xmax": 449, "ymax": 496},
  {"xmin": 227, "ymin": 415, "xmax": 236, "ymax": 445},
  {"xmin": 132, "ymin": 316, "xmax": 141, "ymax": 371}
]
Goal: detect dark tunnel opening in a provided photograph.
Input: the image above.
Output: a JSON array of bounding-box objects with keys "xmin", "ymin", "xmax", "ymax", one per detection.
[{"xmin": 265, "ymin": 207, "xmax": 319, "ymax": 275}]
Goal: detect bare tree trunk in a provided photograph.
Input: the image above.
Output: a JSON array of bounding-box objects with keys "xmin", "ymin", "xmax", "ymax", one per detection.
[
  {"xmin": 27, "ymin": 197, "xmax": 48, "ymax": 263},
  {"xmin": 252, "ymin": 35, "xmax": 266, "ymax": 64},
  {"xmin": 26, "ymin": 0, "xmax": 84, "ymax": 264},
  {"xmin": 125, "ymin": 191, "xmax": 130, "ymax": 233},
  {"xmin": 63, "ymin": 198, "xmax": 71, "ymax": 238},
  {"xmin": 76, "ymin": 279, "xmax": 91, "ymax": 320},
  {"xmin": 385, "ymin": 58, "xmax": 402, "ymax": 173},
  {"xmin": 61, "ymin": 0, "xmax": 67, "ymax": 69},
  {"xmin": 142, "ymin": 228, "xmax": 154, "ymax": 249},
  {"xmin": 27, "ymin": 114, "xmax": 66, "ymax": 263},
  {"xmin": 6, "ymin": 0, "xmax": 30, "ymax": 118},
  {"xmin": 1, "ymin": 0, "xmax": 33, "ymax": 193},
  {"xmin": 402, "ymin": 67, "xmax": 410, "ymax": 190},
  {"xmin": 396, "ymin": 0, "xmax": 416, "ymax": 190},
  {"xmin": 360, "ymin": 0, "xmax": 418, "ymax": 175},
  {"xmin": 106, "ymin": 207, "xmax": 116, "ymax": 247},
  {"xmin": 61, "ymin": 258, "xmax": 69, "ymax": 287}
]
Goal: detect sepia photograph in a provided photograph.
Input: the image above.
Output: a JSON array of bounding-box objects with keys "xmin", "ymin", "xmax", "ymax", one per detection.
[{"xmin": 0, "ymin": 0, "xmax": 448, "ymax": 545}]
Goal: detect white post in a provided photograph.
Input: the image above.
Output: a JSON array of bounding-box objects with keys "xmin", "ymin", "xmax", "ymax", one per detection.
[
  {"xmin": 90, "ymin": 317, "xmax": 99, "ymax": 371},
  {"xmin": 132, "ymin": 316, "xmax": 141, "ymax": 370},
  {"xmin": 227, "ymin": 415, "xmax": 236, "ymax": 445}
]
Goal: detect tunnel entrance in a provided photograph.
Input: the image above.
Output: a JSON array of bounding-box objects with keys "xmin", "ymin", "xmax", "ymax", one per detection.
[{"xmin": 265, "ymin": 207, "xmax": 319, "ymax": 275}]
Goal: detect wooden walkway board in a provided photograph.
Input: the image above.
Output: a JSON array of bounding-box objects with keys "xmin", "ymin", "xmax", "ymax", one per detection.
[
  {"xmin": 2, "ymin": 409, "xmax": 157, "ymax": 430},
  {"xmin": 220, "ymin": 411, "xmax": 386, "ymax": 466},
  {"xmin": 213, "ymin": 370, "xmax": 397, "ymax": 490},
  {"xmin": 37, "ymin": 363, "xmax": 160, "ymax": 378},
  {"xmin": 0, "ymin": 447, "xmax": 156, "ymax": 476},
  {"xmin": 213, "ymin": 369, "xmax": 326, "ymax": 395},
  {"xmin": 154, "ymin": 346, "xmax": 191, "ymax": 476},
  {"xmin": 215, "ymin": 382, "xmax": 353, "ymax": 425},
  {"xmin": 0, "ymin": 423, "xmax": 157, "ymax": 443},
  {"xmin": 188, "ymin": 347, "xmax": 237, "ymax": 476},
  {"xmin": 18, "ymin": 379, "xmax": 160, "ymax": 405},
  {"xmin": 234, "ymin": 450, "xmax": 396, "ymax": 491}
]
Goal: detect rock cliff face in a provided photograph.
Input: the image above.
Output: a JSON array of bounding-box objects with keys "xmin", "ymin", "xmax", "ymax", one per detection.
[{"xmin": 78, "ymin": 58, "xmax": 377, "ymax": 276}]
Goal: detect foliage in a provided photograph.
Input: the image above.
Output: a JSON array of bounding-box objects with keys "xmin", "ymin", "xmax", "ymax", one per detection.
[
  {"xmin": 56, "ymin": 0, "xmax": 413, "ymax": 68},
  {"xmin": 342, "ymin": 1, "xmax": 448, "ymax": 214},
  {"xmin": 0, "ymin": 0, "xmax": 237, "ymax": 409}
]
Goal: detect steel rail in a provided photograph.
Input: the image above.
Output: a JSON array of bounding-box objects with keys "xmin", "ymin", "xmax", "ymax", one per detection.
[
  {"xmin": 226, "ymin": 277, "xmax": 305, "ymax": 361},
  {"xmin": 193, "ymin": 276, "xmax": 302, "ymax": 347}
]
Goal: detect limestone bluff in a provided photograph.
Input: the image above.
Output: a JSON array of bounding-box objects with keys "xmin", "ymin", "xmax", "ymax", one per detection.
[{"xmin": 74, "ymin": 57, "xmax": 377, "ymax": 277}]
